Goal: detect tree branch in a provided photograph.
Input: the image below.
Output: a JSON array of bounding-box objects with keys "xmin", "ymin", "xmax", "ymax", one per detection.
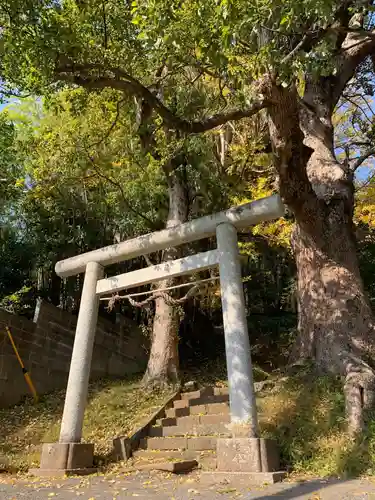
[
  {"xmin": 87, "ymin": 97, "xmax": 125, "ymax": 150},
  {"xmin": 332, "ymin": 29, "xmax": 375, "ymax": 106},
  {"xmin": 344, "ymin": 95, "xmax": 373, "ymax": 124},
  {"xmin": 351, "ymin": 148, "xmax": 375, "ymax": 172},
  {"xmin": 55, "ymin": 62, "xmax": 269, "ymax": 133},
  {"xmin": 342, "ymin": 92, "xmax": 375, "ymax": 116},
  {"xmin": 281, "ymin": 28, "xmax": 327, "ymax": 65},
  {"xmin": 83, "ymin": 152, "xmax": 162, "ymax": 230},
  {"xmin": 280, "ymin": 2, "xmax": 354, "ymax": 66},
  {"xmin": 336, "ymin": 139, "xmax": 372, "ymax": 149},
  {"xmin": 102, "ymin": 1, "xmax": 108, "ymax": 50},
  {"xmin": 356, "ymin": 170, "xmax": 375, "ymax": 191}
]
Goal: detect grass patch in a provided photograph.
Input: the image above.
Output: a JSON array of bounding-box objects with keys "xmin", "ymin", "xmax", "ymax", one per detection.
[
  {"xmin": 0, "ymin": 374, "xmax": 173, "ymax": 472},
  {"xmin": 258, "ymin": 371, "xmax": 375, "ymax": 478}
]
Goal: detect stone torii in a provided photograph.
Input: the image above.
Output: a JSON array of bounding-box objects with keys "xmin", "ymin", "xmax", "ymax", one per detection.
[{"xmin": 35, "ymin": 194, "xmax": 285, "ymax": 480}]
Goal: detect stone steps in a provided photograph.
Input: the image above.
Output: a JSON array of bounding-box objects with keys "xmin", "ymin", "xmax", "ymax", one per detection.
[
  {"xmin": 125, "ymin": 385, "xmax": 284, "ymax": 480},
  {"xmin": 129, "ymin": 386, "xmax": 231, "ymax": 472}
]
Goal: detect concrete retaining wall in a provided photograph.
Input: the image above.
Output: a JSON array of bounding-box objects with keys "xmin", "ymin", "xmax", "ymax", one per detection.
[{"xmin": 0, "ymin": 301, "xmax": 147, "ymax": 407}]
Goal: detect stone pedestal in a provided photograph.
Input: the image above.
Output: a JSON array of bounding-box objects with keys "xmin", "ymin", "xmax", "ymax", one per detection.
[
  {"xmin": 29, "ymin": 443, "xmax": 96, "ymax": 477},
  {"xmin": 212, "ymin": 438, "xmax": 286, "ymax": 484},
  {"xmin": 217, "ymin": 437, "xmax": 280, "ymax": 472}
]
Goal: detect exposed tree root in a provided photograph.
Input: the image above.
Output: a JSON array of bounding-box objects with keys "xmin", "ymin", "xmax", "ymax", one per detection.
[{"xmin": 141, "ymin": 371, "xmax": 180, "ymax": 392}]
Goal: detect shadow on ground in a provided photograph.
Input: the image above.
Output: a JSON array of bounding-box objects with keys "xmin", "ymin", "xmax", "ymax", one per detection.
[{"xmin": 251, "ymin": 479, "xmax": 346, "ymax": 499}]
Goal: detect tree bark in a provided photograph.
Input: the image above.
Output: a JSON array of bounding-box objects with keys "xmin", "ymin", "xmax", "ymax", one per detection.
[
  {"xmin": 142, "ymin": 165, "xmax": 189, "ymax": 389},
  {"xmin": 265, "ymin": 79, "xmax": 375, "ymax": 433},
  {"xmin": 291, "ymin": 207, "xmax": 375, "ymax": 432}
]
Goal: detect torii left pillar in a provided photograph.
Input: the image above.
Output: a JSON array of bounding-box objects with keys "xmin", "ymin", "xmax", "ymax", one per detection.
[{"xmin": 32, "ymin": 262, "xmax": 103, "ymax": 476}]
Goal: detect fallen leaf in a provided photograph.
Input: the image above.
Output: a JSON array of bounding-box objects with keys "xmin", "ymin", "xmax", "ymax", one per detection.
[{"xmin": 217, "ymin": 488, "xmax": 237, "ymax": 494}]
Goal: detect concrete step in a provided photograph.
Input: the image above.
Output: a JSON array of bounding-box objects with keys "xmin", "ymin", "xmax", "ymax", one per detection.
[
  {"xmin": 139, "ymin": 436, "xmax": 218, "ymax": 451},
  {"xmin": 157, "ymin": 413, "xmax": 231, "ymax": 427},
  {"xmin": 148, "ymin": 422, "xmax": 230, "ymax": 437},
  {"xmin": 165, "ymin": 402, "xmax": 229, "ymax": 419},
  {"xmin": 174, "ymin": 394, "xmax": 229, "ymax": 409},
  {"xmin": 180, "ymin": 387, "xmax": 229, "ymax": 401},
  {"xmin": 128, "ymin": 459, "xmax": 198, "ymax": 473},
  {"xmin": 132, "ymin": 449, "xmax": 217, "ymax": 470}
]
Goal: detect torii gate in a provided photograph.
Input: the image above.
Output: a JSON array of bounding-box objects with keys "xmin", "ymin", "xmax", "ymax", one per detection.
[{"xmin": 36, "ymin": 194, "xmax": 285, "ymax": 479}]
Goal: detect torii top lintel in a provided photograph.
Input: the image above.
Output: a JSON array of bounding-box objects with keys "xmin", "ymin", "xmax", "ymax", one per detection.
[{"xmin": 55, "ymin": 194, "xmax": 285, "ymax": 279}]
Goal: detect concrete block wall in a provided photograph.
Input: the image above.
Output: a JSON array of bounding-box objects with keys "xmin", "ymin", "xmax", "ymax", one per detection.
[{"xmin": 0, "ymin": 301, "xmax": 148, "ymax": 407}]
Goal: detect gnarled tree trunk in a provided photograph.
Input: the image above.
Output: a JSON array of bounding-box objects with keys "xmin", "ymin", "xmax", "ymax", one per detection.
[
  {"xmin": 265, "ymin": 77, "xmax": 375, "ymax": 433},
  {"xmin": 142, "ymin": 166, "xmax": 188, "ymax": 389},
  {"xmin": 291, "ymin": 191, "xmax": 375, "ymax": 433}
]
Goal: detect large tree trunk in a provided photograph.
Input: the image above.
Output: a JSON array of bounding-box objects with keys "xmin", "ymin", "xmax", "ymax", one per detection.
[
  {"xmin": 291, "ymin": 196, "xmax": 375, "ymax": 432},
  {"xmin": 264, "ymin": 78, "xmax": 375, "ymax": 433},
  {"xmin": 142, "ymin": 166, "xmax": 188, "ymax": 389}
]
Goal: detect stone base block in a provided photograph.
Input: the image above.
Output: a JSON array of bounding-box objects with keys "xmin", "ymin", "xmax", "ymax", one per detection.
[
  {"xmin": 113, "ymin": 436, "xmax": 132, "ymax": 460},
  {"xmin": 217, "ymin": 438, "xmax": 280, "ymax": 472},
  {"xmin": 200, "ymin": 471, "xmax": 286, "ymax": 486},
  {"xmin": 31, "ymin": 443, "xmax": 96, "ymax": 476}
]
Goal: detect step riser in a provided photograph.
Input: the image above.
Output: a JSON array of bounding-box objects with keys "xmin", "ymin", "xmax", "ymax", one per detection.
[
  {"xmin": 174, "ymin": 395, "xmax": 229, "ymax": 409},
  {"xmin": 166, "ymin": 403, "xmax": 230, "ymax": 419},
  {"xmin": 181, "ymin": 387, "xmax": 229, "ymax": 400},
  {"xmin": 140, "ymin": 436, "xmax": 218, "ymax": 451},
  {"xmin": 131, "ymin": 458, "xmax": 217, "ymax": 470},
  {"xmin": 132, "ymin": 449, "xmax": 217, "ymax": 470},
  {"xmin": 156, "ymin": 417, "xmax": 177, "ymax": 426},
  {"xmin": 158, "ymin": 414, "xmax": 230, "ymax": 427},
  {"xmin": 149, "ymin": 423, "xmax": 230, "ymax": 437},
  {"xmin": 133, "ymin": 449, "xmax": 216, "ymax": 461}
]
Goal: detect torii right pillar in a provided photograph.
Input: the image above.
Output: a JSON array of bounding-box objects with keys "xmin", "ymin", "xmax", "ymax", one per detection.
[{"xmin": 214, "ymin": 222, "xmax": 285, "ymax": 484}]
